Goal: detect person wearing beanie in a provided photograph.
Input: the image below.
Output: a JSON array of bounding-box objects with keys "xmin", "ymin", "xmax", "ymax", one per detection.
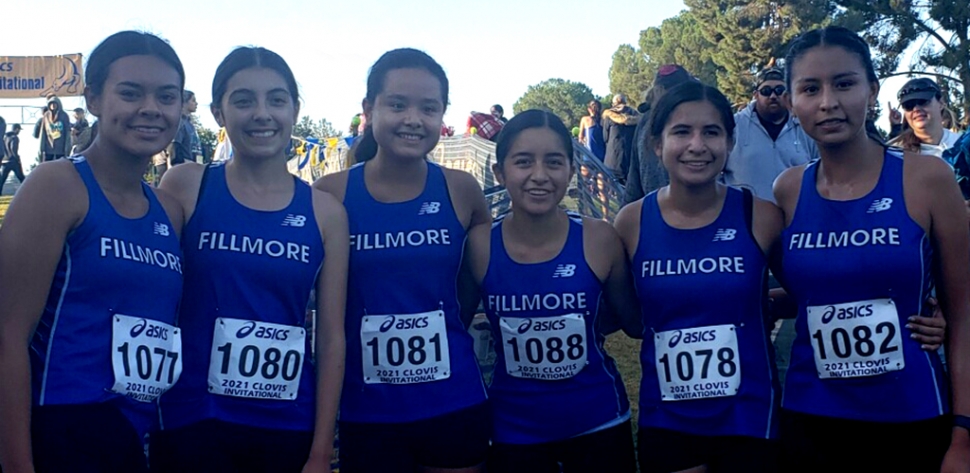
[
  {"xmin": 624, "ymin": 64, "xmax": 697, "ymax": 204},
  {"xmin": 721, "ymin": 64, "xmax": 818, "ymax": 203}
]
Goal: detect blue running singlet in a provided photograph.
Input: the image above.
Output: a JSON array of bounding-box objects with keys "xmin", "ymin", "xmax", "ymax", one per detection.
[
  {"xmin": 30, "ymin": 156, "xmax": 183, "ymax": 436},
  {"xmin": 781, "ymin": 150, "xmax": 947, "ymax": 422},
  {"xmin": 160, "ymin": 163, "xmax": 324, "ymax": 431},
  {"xmin": 632, "ymin": 187, "xmax": 777, "ymax": 439},
  {"xmin": 481, "ymin": 214, "xmax": 629, "ymax": 444},
  {"xmin": 340, "ymin": 161, "xmax": 486, "ymax": 423}
]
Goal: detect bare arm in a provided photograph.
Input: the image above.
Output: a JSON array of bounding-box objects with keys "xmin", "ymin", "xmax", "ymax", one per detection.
[
  {"xmin": 0, "ymin": 163, "xmax": 84, "ymax": 473},
  {"xmin": 444, "ymin": 169, "xmax": 492, "ymax": 327},
  {"xmin": 304, "ymin": 190, "xmax": 348, "ymax": 472},
  {"xmin": 590, "ymin": 219, "xmax": 643, "ymax": 338}
]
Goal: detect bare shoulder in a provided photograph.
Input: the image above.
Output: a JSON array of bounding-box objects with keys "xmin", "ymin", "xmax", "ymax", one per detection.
[
  {"xmin": 312, "ymin": 169, "xmax": 351, "ymax": 202},
  {"xmin": 159, "ymin": 161, "xmax": 205, "ymax": 196},
  {"xmin": 902, "ymin": 151, "xmax": 956, "ymax": 185},
  {"xmin": 582, "ymin": 216, "xmax": 622, "ymax": 248},
  {"xmin": 310, "ymin": 185, "xmax": 347, "ymax": 221},
  {"xmin": 613, "ymin": 199, "xmax": 642, "ymax": 237},
  {"xmin": 751, "ymin": 195, "xmax": 784, "ymax": 252},
  {"xmin": 442, "ymin": 166, "xmax": 484, "ymax": 195},
  {"xmin": 772, "ymin": 164, "xmax": 807, "ymax": 205}
]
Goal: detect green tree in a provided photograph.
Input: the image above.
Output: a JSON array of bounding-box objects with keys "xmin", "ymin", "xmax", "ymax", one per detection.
[
  {"xmin": 293, "ymin": 116, "xmax": 341, "ymax": 139},
  {"xmin": 608, "ymin": 45, "xmax": 652, "ymax": 107},
  {"xmin": 638, "ymin": 11, "xmax": 720, "ymax": 88},
  {"xmin": 686, "ymin": 0, "xmax": 833, "ymax": 104},
  {"xmin": 513, "ymin": 78, "xmax": 596, "ymax": 128},
  {"xmin": 833, "ymin": 0, "xmax": 970, "ymax": 126}
]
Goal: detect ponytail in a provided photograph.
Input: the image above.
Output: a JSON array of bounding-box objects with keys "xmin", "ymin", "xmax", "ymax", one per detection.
[{"xmin": 352, "ymin": 126, "xmax": 378, "ymax": 163}]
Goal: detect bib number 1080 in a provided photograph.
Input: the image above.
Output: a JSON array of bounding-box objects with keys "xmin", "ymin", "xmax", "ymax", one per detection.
[{"xmin": 214, "ymin": 343, "xmax": 301, "ymax": 381}]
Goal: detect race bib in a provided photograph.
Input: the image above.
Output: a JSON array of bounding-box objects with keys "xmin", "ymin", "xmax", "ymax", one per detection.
[
  {"xmin": 111, "ymin": 315, "xmax": 182, "ymax": 403},
  {"xmin": 207, "ymin": 318, "xmax": 306, "ymax": 400},
  {"xmin": 807, "ymin": 298, "xmax": 905, "ymax": 379},
  {"xmin": 499, "ymin": 314, "xmax": 587, "ymax": 380},
  {"xmin": 361, "ymin": 310, "xmax": 450, "ymax": 384},
  {"xmin": 654, "ymin": 324, "xmax": 740, "ymax": 401}
]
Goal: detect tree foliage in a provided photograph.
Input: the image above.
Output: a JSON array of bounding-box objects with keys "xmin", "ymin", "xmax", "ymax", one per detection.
[
  {"xmin": 833, "ymin": 0, "xmax": 970, "ymax": 125},
  {"xmin": 190, "ymin": 114, "xmax": 217, "ymax": 162},
  {"xmin": 608, "ymin": 45, "xmax": 652, "ymax": 108},
  {"xmin": 293, "ymin": 116, "xmax": 340, "ymax": 139},
  {"xmin": 513, "ymin": 78, "xmax": 596, "ymax": 128}
]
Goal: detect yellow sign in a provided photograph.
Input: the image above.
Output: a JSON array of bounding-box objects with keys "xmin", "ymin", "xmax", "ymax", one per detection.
[{"xmin": 0, "ymin": 54, "xmax": 85, "ymax": 99}]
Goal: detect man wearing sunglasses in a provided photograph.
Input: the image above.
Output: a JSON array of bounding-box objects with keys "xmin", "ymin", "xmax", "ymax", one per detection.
[
  {"xmin": 722, "ymin": 66, "xmax": 818, "ymax": 203},
  {"xmin": 888, "ymin": 78, "xmax": 962, "ymax": 158}
]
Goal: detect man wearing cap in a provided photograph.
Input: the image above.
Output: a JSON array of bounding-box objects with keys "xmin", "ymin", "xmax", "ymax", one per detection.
[
  {"xmin": 722, "ymin": 66, "xmax": 818, "ymax": 203},
  {"xmin": 889, "ymin": 78, "xmax": 962, "ymax": 157}
]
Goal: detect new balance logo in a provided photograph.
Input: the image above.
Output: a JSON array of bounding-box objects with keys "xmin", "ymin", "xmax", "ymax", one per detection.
[
  {"xmin": 153, "ymin": 222, "xmax": 170, "ymax": 236},
  {"xmin": 553, "ymin": 264, "xmax": 576, "ymax": 278},
  {"xmin": 867, "ymin": 198, "xmax": 893, "ymax": 213},
  {"xmin": 282, "ymin": 214, "xmax": 307, "ymax": 227},
  {"xmin": 418, "ymin": 202, "xmax": 441, "ymax": 215},
  {"xmin": 712, "ymin": 228, "xmax": 736, "ymax": 242}
]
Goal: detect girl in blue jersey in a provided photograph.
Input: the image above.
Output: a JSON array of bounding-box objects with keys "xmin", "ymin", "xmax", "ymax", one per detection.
[
  {"xmin": 773, "ymin": 26, "xmax": 970, "ymax": 472},
  {"xmin": 152, "ymin": 48, "xmax": 348, "ymax": 473},
  {"xmin": 465, "ymin": 109, "xmax": 639, "ymax": 472},
  {"xmin": 615, "ymin": 82, "xmax": 785, "ymax": 473},
  {"xmin": 314, "ymin": 48, "xmax": 491, "ymax": 473},
  {"xmin": 613, "ymin": 81, "xmax": 948, "ymax": 473},
  {"xmin": 0, "ymin": 31, "xmax": 187, "ymax": 473}
]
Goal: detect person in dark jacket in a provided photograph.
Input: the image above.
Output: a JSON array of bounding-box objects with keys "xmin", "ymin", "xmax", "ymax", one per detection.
[
  {"xmin": 624, "ymin": 64, "xmax": 697, "ymax": 205},
  {"xmin": 601, "ymin": 94, "xmax": 639, "ymax": 183},
  {"xmin": 1, "ymin": 124, "xmax": 25, "ymax": 196},
  {"xmin": 33, "ymin": 95, "xmax": 72, "ymax": 161}
]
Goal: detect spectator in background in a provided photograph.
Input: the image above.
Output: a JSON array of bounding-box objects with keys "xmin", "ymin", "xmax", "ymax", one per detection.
[
  {"xmin": 173, "ymin": 90, "xmax": 202, "ymax": 163},
  {"xmin": 70, "ymin": 108, "xmax": 92, "ymax": 155},
  {"xmin": 33, "ymin": 95, "xmax": 72, "ymax": 161},
  {"xmin": 722, "ymin": 65, "xmax": 818, "ymax": 203},
  {"xmin": 350, "ymin": 113, "xmax": 362, "ymax": 137},
  {"xmin": 601, "ymin": 94, "xmax": 639, "ymax": 183},
  {"xmin": 578, "ymin": 100, "xmax": 606, "ymax": 160},
  {"xmin": 1, "ymin": 124, "xmax": 23, "ymax": 196},
  {"xmin": 624, "ymin": 64, "xmax": 697, "ymax": 204},
  {"xmin": 491, "ymin": 104, "xmax": 508, "ymax": 124},
  {"xmin": 888, "ymin": 78, "xmax": 963, "ymax": 157}
]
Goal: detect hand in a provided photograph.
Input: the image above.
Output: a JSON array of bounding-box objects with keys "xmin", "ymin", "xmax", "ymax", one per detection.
[
  {"xmin": 301, "ymin": 449, "xmax": 333, "ymax": 473},
  {"xmin": 907, "ymin": 297, "xmax": 946, "ymax": 351},
  {"xmin": 941, "ymin": 429, "xmax": 970, "ymax": 473},
  {"xmin": 888, "ymin": 101, "xmax": 903, "ymax": 125}
]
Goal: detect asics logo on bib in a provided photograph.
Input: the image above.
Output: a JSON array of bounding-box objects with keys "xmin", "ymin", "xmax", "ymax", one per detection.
[
  {"xmin": 553, "ymin": 264, "xmax": 576, "ymax": 278},
  {"xmin": 418, "ymin": 202, "xmax": 441, "ymax": 215},
  {"xmin": 712, "ymin": 228, "xmax": 736, "ymax": 242},
  {"xmin": 821, "ymin": 303, "xmax": 875, "ymax": 324},
  {"xmin": 235, "ymin": 321, "xmax": 291, "ymax": 341},
  {"xmin": 153, "ymin": 222, "xmax": 170, "ymax": 236},
  {"xmin": 516, "ymin": 318, "xmax": 567, "ymax": 334},
  {"xmin": 100, "ymin": 237, "xmax": 182, "ymax": 274},
  {"xmin": 281, "ymin": 214, "xmax": 306, "ymax": 227},
  {"xmin": 667, "ymin": 329, "xmax": 717, "ymax": 348},
  {"xmin": 128, "ymin": 318, "xmax": 170, "ymax": 340},
  {"xmin": 867, "ymin": 198, "xmax": 893, "ymax": 213},
  {"xmin": 197, "ymin": 232, "xmax": 311, "ymax": 264},
  {"xmin": 788, "ymin": 228, "xmax": 901, "ymax": 250},
  {"xmin": 378, "ymin": 315, "xmax": 430, "ymax": 333},
  {"xmin": 350, "ymin": 229, "xmax": 451, "ymax": 251}
]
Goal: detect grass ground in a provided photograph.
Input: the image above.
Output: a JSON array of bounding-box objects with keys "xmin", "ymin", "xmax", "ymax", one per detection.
[
  {"xmin": 0, "ymin": 196, "xmax": 11, "ymax": 226},
  {"xmin": 605, "ymin": 332, "xmax": 642, "ymax": 426}
]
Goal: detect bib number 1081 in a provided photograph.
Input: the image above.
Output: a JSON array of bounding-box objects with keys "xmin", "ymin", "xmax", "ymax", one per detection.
[{"xmin": 365, "ymin": 333, "xmax": 443, "ymax": 367}]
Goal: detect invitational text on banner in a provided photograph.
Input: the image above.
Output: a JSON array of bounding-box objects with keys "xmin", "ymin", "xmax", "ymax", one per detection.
[{"xmin": 0, "ymin": 54, "xmax": 85, "ymax": 99}]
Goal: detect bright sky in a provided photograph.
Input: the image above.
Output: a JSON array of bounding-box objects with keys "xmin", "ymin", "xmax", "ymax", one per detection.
[
  {"xmin": 1, "ymin": 0, "xmax": 686, "ymax": 162},
  {"xmin": 0, "ymin": 0, "xmax": 927, "ymax": 166}
]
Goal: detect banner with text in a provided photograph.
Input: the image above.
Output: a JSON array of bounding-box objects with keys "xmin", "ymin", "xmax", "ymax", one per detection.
[{"xmin": 0, "ymin": 54, "xmax": 84, "ymax": 98}]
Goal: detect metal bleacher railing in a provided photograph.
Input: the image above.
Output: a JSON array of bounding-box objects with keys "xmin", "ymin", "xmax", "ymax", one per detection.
[{"xmin": 287, "ymin": 134, "xmax": 625, "ymax": 221}]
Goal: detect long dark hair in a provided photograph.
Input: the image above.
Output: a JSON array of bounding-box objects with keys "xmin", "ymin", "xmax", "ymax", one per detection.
[
  {"xmin": 85, "ymin": 31, "xmax": 185, "ymax": 98},
  {"xmin": 648, "ymin": 82, "xmax": 736, "ymax": 149},
  {"xmin": 351, "ymin": 48, "xmax": 449, "ymax": 163}
]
